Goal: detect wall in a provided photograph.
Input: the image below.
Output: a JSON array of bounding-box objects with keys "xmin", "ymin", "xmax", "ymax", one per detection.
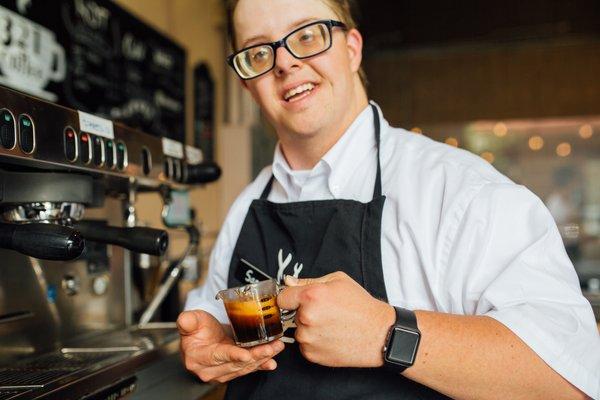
[{"xmin": 364, "ymin": 39, "xmax": 600, "ymax": 128}]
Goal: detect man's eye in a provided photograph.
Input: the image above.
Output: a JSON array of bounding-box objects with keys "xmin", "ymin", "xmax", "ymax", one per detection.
[
  {"xmin": 299, "ymin": 32, "xmax": 314, "ymax": 42},
  {"xmin": 252, "ymin": 50, "xmax": 269, "ymax": 62}
]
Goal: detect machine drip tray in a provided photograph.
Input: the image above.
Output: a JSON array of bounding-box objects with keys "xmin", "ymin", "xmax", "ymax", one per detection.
[
  {"xmin": 0, "ymin": 351, "xmax": 127, "ymax": 391},
  {"xmin": 0, "ymin": 328, "xmax": 181, "ymax": 398},
  {"xmin": 0, "ymin": 390, "xmax": 29, "ymax": 400}
]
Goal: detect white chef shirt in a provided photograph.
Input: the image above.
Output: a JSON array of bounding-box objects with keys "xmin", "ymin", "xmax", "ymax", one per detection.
[{"xmin": 186, "ymin": 103, "xmax": 600, "ymax": 398}]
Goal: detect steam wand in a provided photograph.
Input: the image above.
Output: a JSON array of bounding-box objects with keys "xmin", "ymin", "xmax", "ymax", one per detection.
[{"xmin": 138, "ymin": 187, "xmax": 200, "ymax": 327}]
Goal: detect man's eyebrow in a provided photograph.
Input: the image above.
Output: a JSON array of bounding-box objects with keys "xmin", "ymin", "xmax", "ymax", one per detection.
[{"xmin": 239, "ymin": 17, "xmax": 321, "ymax": 49}]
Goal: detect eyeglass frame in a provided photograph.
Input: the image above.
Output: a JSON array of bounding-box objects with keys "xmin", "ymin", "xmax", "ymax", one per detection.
[{"xmin": 226, "ymin": 19, "xmax": 347, "ymax": 80}]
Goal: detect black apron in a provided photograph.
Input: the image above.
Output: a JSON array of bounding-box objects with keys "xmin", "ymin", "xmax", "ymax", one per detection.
[{"xmin": 225, "ymin": 105, "xmax": 449, "ymax": 399}]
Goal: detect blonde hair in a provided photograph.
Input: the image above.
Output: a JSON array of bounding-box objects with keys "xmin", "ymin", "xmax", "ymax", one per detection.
[{"xmin": 225, "ymin": 0, "xmax": 367, "ymax": 87}]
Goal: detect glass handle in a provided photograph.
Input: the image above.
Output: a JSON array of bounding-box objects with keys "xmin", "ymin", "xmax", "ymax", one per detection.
[{"xmin": 280, "ymin": 308, "xmax": 296, "ymax": 322}]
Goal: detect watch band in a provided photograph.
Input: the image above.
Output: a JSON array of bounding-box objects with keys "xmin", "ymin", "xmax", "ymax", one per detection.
[{"xmin": 393, "ymin": 306, "xmax": 418, "ymax": 330}]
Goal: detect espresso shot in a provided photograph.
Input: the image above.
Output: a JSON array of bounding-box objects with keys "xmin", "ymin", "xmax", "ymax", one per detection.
[{"xmin": 224, "ymin": 295, "xmax": 283, "ymax": 346}]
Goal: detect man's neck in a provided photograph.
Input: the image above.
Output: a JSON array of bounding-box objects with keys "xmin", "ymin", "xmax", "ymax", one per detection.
[{"xmin": 280, "ymin": 89, "xmax": 369, "ymax": 170}]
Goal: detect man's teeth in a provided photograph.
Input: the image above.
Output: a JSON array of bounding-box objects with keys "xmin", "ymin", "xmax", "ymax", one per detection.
[{"xmin": 284, "ymin": 83, "xmax": 315, "ymax": 101}]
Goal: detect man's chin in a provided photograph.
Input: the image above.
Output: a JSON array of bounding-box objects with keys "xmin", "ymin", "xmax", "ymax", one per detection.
[{"xmin": 283, "ymin": 124, "xmax": 323, "ymax": 140}]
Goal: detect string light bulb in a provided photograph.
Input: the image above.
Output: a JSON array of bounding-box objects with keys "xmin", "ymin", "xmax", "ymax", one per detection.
[
  {"xmin": 528, "ymin": 136, "xmax": 544, "ymax": 151},
  {"xmin": 493, "ymin": 122, "xmax": 507, "ymax": 137},
  {"xmin": 445, "ymin": 137, "xmax": 459, "ymax": 147},
  {"xmin": 556, "ymin": 142, "xmax": 571, "ymax": 157}
]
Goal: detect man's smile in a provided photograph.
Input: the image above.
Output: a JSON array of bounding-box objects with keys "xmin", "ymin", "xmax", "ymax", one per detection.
[{"xmin": 283, "ymin": 82, "xmax": 316, "ymax": 101}]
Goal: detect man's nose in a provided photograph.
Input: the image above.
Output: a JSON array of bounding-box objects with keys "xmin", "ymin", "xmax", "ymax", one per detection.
[{"xmin": 273, "ymin": 45, "xmax": 300, "ymax": 77}]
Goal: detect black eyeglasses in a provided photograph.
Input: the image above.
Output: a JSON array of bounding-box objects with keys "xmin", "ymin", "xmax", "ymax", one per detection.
[{"xmin": 227, "ymin": 19, "xmax": 347, "ymax": 80}]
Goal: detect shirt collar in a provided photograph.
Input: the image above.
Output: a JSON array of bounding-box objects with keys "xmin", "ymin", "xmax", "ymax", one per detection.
[
  {"xmin": 322, "ymin": 102, "xmax": 378, "ymax": 197},
  {"xmin": 271, "ymin": 102, "xmax": 380, "ymax": 199}
]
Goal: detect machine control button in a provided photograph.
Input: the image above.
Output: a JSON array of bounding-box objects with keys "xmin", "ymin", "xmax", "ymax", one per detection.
[
  {"xmin": 64, "ymin": 127, "xmax": 78, "ymax": 162},
  {"xmin": 80, "ymin": 132, "xmax": 91, "ymax": 164},
  {"xmin": 92, "ymin": 135, "xmax": 104, "ymax": 166},
  {"xmin": 105, "ymin": 139, "xmax": 115, "ymax": 168},
  {"xmin": 141, "ymin": 147, "xmax": 152, "ymax": 175},
  {"xmin": 164, "ymin": 157, "xmax": 173, "ymax": 179},
  {"xmin": 116, "ymin": 141, "xmax": 127, "ymax": 170},
  {"xmin": 61, "ymin": 275, "xmax": 80, "ymax": 296},
  {"xmin": 18, "ymin": 114, "xmax": 35, "ymax": 154},
  {"xmin": 173, "ymin": 158, "xmax": 182, "ymax": 182},
  {"xmin": 0, "ymin": 109, "xmax": 16, "ymax": 149},
  {"xmin": 92, "ymin": 275, "xmax": 110, "ymax": 296}
]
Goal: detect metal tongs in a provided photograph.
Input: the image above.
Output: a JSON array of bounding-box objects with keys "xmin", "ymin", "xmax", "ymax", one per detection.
[{"xmin": 240, "ymin": 258, "xmax": 272, "ymax": 280}]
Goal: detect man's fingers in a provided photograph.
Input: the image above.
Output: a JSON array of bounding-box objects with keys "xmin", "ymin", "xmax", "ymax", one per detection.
[
  {"xmin": 187, "ymin": 340, "xmax": 284, "ymax": 383},
  {"xmin": 258, "ymin": 359, "xmax": 277, "ymax": 371},
  {"xmin": 198, "ymin": 353, "xmax": 278, "ymax": 383},
  {"xmin": 212, "ymin": 343, "xmax": 252, "ymax": 364},
  {"xmin": 277, "ymin": 284, "xmax": 305, "ymax": 310},
  {"xmin": 248, "ymin": 340, "xmax": 285, "ymax": 359},
  {"xmin": 211, "ymin": 339, "xmax": 283, "ymax": 365}
]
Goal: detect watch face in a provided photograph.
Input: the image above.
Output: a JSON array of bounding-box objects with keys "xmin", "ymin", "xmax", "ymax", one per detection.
[{"xmin": 386, "ymin": 327, "xmax": 420, "ymax": 365}]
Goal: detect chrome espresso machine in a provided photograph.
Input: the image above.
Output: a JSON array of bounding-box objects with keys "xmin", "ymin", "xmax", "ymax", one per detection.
[{"xmin": 0, "ymin": 85, "xmax": 220, "ymax": 399}]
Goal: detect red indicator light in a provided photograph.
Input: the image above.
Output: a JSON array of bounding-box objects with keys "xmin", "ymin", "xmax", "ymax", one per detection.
[
  {"xmin": 66, "ymin": 130, "xmax": 74, "ymax": 138},
  {"xmin": 81, "ymin": 134, "xmax": 89, "ymax": 142}
]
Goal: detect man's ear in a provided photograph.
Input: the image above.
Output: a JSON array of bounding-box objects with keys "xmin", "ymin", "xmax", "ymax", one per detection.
[{"xmin": 345, "ymin": 28, "xmax": 363, "ymax": 74}]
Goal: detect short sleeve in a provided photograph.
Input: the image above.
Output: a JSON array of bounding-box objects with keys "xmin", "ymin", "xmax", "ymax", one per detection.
[{"xmin": 441, "ymin": 183, "xmax": 600, "ymax": 398}]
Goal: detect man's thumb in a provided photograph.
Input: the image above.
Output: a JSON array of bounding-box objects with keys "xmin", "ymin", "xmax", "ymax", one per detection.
[
  {"xmin": 284, "ymin": 274, "xmax": 328, "ymax": 287},
  {"xmin": 177, "ymin": 310, "xmax": 201, "ymax": 336}
]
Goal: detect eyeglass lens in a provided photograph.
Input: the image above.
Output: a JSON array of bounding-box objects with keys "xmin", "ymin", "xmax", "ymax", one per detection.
[{"xmin": 233, "ymin": 22, "xmax": 333, "ymax": 79}]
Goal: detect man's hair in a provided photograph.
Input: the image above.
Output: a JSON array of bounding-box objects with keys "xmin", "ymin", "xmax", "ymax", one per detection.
[{"xmin": 225, "ymin": 0, "xmax": 367, "ymax": 87}]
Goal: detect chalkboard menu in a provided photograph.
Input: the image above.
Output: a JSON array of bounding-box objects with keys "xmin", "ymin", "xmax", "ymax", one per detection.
[{"xmin": 0, "ymin": 0, "xmax": 186, "ymax": 142}]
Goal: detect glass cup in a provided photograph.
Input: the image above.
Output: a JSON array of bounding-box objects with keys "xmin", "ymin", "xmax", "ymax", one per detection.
[{"xmin": 215, "ymin": 279, "xmax": 295, "ymax": 347}]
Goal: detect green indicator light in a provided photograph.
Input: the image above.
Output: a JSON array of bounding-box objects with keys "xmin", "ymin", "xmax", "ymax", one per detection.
[
  {"xmin": 3, "ymin": 113, "xmax": 10, "ymax": 122},
  {"xmin": 22, "ymin": 118, "xmax": 31, "ymax": 127},
  {"xmin": 107, "ymin": 141, "xmax": 113, "ymax": 147},
  {"xmin": 118, "ymin": 144, "xmax": 124, "ymax": 150}
]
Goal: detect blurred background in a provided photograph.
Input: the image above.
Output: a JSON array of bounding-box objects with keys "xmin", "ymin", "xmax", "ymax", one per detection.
[
  {"xmin": 0, "ymin": 1, "xmax": 597, "ymax": 398},
  {"xmin": 116, "ymin": 0, "xmax": 600, "ymax": 312},
  {"xmin": 358, "ymin": 0, "xmax": 600, "ymax": 304}
]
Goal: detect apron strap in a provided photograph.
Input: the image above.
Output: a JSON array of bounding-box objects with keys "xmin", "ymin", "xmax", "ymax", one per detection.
[
  {"xmin": 371, "ymin": 103, "xmax": 382, "ymax": 199},
  {"xmin": 260, "ymin": 174, "xmax": 275, "ymax": 200},
  {"xmin": 260, "ymin": 104, "xmax": 383, "ymax": 200}
]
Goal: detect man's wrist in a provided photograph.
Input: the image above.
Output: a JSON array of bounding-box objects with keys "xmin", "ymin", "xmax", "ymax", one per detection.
[{"xmin": 374, "ymin": 302, "xmax": 396, "ymax": 367}]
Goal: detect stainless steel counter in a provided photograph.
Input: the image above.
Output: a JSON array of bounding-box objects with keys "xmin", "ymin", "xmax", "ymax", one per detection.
[{"xmin": 131, "ymin": 351, "xmax": 217, "ymax": 400}]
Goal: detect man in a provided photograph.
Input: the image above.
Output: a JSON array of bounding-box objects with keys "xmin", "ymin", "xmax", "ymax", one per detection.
[{"xmin": 178, "ymin": 0, "xmax": 600, "ymax": 398}]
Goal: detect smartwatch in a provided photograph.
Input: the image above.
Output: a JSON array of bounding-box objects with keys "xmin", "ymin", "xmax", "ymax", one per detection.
[{"xmin": 382, "ymin": 306, "xmax": 421, "ymax": 373}]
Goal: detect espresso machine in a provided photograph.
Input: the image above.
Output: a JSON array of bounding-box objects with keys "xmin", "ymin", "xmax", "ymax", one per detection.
[{"xmin": 0, "ymin": 85, "xmax": 220, "ymax": 399}]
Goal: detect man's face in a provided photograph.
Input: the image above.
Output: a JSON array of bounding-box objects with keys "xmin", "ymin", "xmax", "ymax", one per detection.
[{"xmin": 234, "ymin": 0, "xmax": 363, "ymax": 140}]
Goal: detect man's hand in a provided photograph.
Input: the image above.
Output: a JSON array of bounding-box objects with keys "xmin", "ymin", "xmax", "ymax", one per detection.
[
  {"xmin": 177, "ymin": 310, "xmax": 285, "ymax": 383},
  {"xmin": 277, "ymin": 271, "xmax": 395, "ymax": 368}
]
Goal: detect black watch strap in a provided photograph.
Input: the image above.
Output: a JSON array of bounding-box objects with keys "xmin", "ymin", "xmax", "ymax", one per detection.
[
  {"xmin": 383, "ymin": 306, "xmax": 421, "ymax": 373},
  {"xmin": 394, "ymin": 306, "xmax": 418, "ymax": 330}
]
